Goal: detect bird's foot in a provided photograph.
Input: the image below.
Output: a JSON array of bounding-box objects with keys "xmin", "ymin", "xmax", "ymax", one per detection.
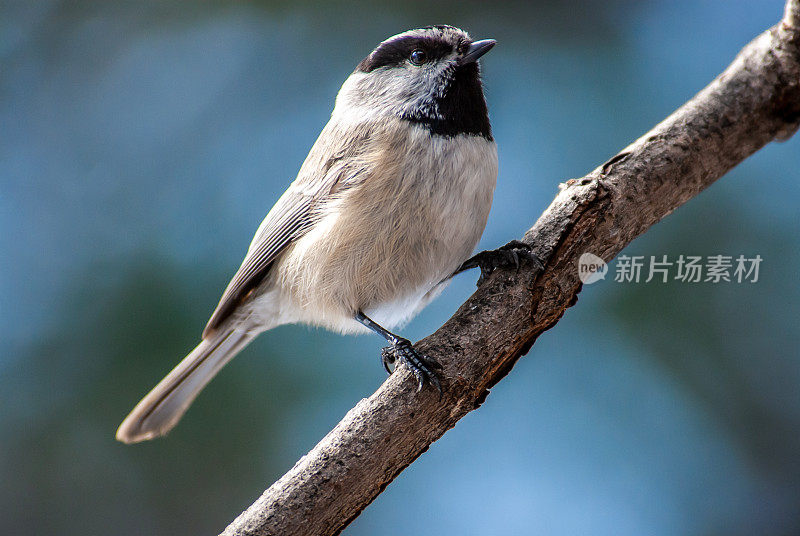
[
  {"xmin": 381, "ymin": 338, "xmax": 442, "ymax": 394},
  {"xmin": 462, "ymin": 240, "xmax": 544, "ymax": 286}
]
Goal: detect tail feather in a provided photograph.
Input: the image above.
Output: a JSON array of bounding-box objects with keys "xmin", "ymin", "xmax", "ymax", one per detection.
[{"xmin": 116, "ymin": 329, "xmax": 254, "ymax": 444}]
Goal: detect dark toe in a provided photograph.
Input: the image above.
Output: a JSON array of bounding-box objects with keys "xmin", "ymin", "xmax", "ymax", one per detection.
[
  {"xmin": 380, "ymin": 348, "xmax": 395, "ymax": 374},
  {"xmin": 388, "ymin": 340, "xmax": 442, "ymax": 394},
  {"xmin": 499, "ymin": 239, "xmax": 531, "ymax": 252}
]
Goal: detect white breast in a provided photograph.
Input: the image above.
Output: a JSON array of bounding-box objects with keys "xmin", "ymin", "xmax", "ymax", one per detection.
[{"xmin": 270, "ymin": 118, "xmax": 498, "ymax": 334}]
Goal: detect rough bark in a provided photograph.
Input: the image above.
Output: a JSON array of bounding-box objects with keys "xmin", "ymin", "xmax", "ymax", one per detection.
[{"xmin": 221, "ymin": 2, "xmax": 800, "ymax": 535}]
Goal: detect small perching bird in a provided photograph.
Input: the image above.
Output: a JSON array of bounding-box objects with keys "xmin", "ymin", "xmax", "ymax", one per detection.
[{"xmin": 117, "ymin": 25, "xmax": 537, "ymax": 444}]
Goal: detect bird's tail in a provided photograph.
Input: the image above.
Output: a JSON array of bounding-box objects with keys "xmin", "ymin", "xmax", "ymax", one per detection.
[{"xmin": 116, "ymin": 328, "xmax": 255, "ymax": 444}]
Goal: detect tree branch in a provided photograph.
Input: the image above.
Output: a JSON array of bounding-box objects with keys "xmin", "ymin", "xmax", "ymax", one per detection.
[{"xmin": 221, "ymin": 4, "xmax": 800, "ymax": 535}]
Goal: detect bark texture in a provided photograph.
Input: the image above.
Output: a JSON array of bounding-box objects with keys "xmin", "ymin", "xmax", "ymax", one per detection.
[{"xmin": 222, "ymin": 3, "xmax": 800, "ymax": 535}]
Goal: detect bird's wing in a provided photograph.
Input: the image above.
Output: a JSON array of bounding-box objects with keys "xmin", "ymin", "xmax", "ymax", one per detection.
[
  {"xmin": 202, "ymin": 121, "xmax": 372, "ymax": 338},
  {"xmin": 202, "ymin": 187, "xmax": 317, "ymax": 338}
]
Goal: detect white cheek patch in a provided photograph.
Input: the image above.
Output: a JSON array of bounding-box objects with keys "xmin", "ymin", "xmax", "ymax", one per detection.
[
  {"xmin": 334, "ymin": 55, "xmax": 459, "ymax": 124},
  {"xmin": 408, "ymin": 66, "xmax": 447, "ymax": 119}
]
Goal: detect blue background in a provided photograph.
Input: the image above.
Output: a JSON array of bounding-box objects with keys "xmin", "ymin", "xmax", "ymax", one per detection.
[{"xmin": 2, "ymin": 1, "xmax": 799, "ymax": 534}]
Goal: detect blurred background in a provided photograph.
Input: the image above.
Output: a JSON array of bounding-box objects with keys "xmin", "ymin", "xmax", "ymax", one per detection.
[{"xmin": 2, "ymin": 0, "xmax": 799, "ymax": 534}]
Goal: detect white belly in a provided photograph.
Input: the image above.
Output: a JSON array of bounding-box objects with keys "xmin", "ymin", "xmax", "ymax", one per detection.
[{"xmin": 271, "ymin": 122, "xmax": 498, "ymax": 333}]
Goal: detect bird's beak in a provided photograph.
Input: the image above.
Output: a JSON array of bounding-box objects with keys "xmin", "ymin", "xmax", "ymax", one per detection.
[{"xmin": 459, "ymin": 39, "xmax": 497, "ymax": 65}]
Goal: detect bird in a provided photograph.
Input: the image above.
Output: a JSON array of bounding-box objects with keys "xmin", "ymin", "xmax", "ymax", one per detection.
[{"xmin": 116, "ymin": 25, "xmax": 536, "ymax": 444}]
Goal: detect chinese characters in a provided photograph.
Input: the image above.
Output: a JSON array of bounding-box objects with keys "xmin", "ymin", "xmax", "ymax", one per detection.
[{"xmin": 613, "ymin": 255, "xmax": 762, "ymax": 283}]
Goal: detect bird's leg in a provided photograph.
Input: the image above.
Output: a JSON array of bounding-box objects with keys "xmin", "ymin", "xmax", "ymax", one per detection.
[
  {"xmin": 454, "ymin": 240, "xmax": 544, "ymax": 286},
  {"xmin": 355, "ymin": 311, "xmax": 442, "ymax": 393}
]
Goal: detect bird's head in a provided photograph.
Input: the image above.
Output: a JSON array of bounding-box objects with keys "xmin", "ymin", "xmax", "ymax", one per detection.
[{"xmin": 334, "ymin": 25, "xmax": 495, "ymax": 139}]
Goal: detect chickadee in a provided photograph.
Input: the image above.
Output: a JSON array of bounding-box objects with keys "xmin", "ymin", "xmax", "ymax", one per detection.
[{"xmin": 117, "ymin": 25, "xmax": 531, "ymax": 444}]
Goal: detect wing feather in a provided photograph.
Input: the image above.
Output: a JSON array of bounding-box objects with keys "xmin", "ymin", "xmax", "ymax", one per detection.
[
  {"xmin": 202, "ymin": 189, "xmax": 317, "ymax": 337},
  {"xmin": 202, "ymin": 120, "xmax": 374, "ymax": 337}
]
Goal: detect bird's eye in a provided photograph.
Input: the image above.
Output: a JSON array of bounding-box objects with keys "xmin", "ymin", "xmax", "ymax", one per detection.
[{"xmin": 410, "ymin": 49, "xmax": 427, "ymax": 66}]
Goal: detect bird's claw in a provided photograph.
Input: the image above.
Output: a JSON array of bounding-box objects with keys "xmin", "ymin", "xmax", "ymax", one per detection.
[
  {"xmin": 380, "ymin": 348, "xmax": 394, "ymax": 374},
  {"xmin": 381, "ymin": 339, "xmax": 442, "ymax": 394},
  {"xmin": 468, "ymin": 240, "xmax": 544, "ymax": 286}
]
